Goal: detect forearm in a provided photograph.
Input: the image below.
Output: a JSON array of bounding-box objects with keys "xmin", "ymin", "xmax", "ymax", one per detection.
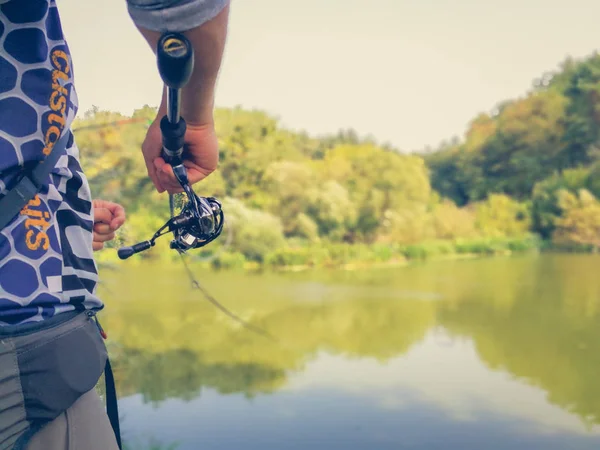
[{"xmin": 127, "ymin": 0, "xmax": 230, "ymax": 125}]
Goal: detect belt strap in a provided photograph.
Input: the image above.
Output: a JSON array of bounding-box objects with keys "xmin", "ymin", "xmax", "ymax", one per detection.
[
  {"xmin": 104, "ymin": 358, "xmax": 122, "ymax": 449},
  {"xmin": 0, "ymin": 132, "xmax": 70, "ymax": 230}
]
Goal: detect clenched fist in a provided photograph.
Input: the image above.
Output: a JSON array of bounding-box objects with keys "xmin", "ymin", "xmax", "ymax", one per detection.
[{"xmin": 92, "ymin": 199, "xmax": 126, "ymax": 251}]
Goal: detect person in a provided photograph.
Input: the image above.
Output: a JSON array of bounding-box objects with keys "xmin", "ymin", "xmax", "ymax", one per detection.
[{"xmin": 0, "ymin": 0, "xmax": 230, "ymax": 449}]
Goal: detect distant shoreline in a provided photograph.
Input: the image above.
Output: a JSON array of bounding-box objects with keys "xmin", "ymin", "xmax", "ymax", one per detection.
[{"xmin": 96, "ymin": 234, "xmax": 599, "ymax": 272}]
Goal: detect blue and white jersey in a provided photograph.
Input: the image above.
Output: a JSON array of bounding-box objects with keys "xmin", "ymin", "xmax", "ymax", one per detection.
[{"xmin": 0, "ymin": 0, "xmax": 102, "ymax": 325}]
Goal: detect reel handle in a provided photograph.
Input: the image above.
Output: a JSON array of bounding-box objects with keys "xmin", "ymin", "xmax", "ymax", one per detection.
[
  {"xmin": 157, "ymin": 33, "xmax": 194, "ymax": 91},
  {"xmin": 156, "ymin": 32, "xmax": 194, "ymax": 166},
  {"xmin": 117, "ymin": 240, "xmax": 153, "ymax": 260}
]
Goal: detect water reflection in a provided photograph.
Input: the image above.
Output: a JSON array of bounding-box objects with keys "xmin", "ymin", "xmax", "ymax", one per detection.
[{"xmin": 97, "ymin": 253, "xmax": 600, "ymax": 449}]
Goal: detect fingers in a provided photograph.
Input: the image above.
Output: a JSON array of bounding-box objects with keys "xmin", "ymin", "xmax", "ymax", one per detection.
[
  {"xmin": 93, "ymin": 203, "xmax": 126, "ymax": 231},
  {"xmin": 92, "ymin": 199, "xmax": 124, "ymax": 251},
  {"xmin": 93, "ymin": 223, "xmax": 112, "ymax": 234},
  {"xmin": 92, "ymin": 223, "xmax": 115, "ymax": 252},
  {"xmin": 93, "ymin": 230, "xmax": 115, "ymax": 243},
  {"xmin": 141, "ymin": 125, "xmax": 166, "ymax": 194},
  {"xmin": 153, "ymin": 159, "xmax": 185, "ymax": 194},
  {"xmin": 93, "ymin": 206, "xmax": 113, "ymax": 226},
  {"xmin": 106, "ymin": 203, "xmax": 126, "ymax": 230},
  {"xmin": 141, "ymin": 118, "xmax": 218, "ymax": 194},
  {"xmin": 153, "ymin": 159, "xmax": 214, "ymax": 194}
]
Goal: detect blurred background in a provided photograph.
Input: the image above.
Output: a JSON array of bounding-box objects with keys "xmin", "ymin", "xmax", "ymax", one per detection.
[{"xmin": 59, "ymin": 1, "xmax": 600, "ymax": 449}]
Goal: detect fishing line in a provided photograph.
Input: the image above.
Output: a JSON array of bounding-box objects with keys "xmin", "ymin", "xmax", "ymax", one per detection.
[{"xmin": 178, "ymin": 253, "xmax": 278, "ymax": 342}]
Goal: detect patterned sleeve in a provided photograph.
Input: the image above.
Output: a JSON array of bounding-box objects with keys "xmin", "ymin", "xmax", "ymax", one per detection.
[{"xmin": 126, "ymin": 0, "xmax": 229, "ymax": 32}]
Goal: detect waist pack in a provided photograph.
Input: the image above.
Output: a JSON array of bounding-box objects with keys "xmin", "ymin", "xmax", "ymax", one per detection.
[
  {"xmin": 0, "ymin": 131, "xmax": 122, "ymax": 449},
  {"xmin": 0, "ymin": 310, "xmax": 121, "ymax": 450}
]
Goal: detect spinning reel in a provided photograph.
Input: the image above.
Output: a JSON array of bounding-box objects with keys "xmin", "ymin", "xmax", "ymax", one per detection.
[{"xmin": 118, "ymin": 32, "xmax": 224, "ymax": 260}]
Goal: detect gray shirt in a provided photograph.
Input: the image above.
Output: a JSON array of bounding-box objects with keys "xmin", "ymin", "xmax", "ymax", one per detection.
[{"xmin": 126, "ymin": 0, "xmax": 229, "ymax": 32}]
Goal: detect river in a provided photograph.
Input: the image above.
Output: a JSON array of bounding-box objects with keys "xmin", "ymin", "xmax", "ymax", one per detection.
[{"xmin": 95, "ymin": 252, "xmax": 600, "ymax": 450}]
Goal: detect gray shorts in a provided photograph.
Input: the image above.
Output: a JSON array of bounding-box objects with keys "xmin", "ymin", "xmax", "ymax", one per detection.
[
  {"xmin": 25, "ymin": 388, "xmax": 119, "ymax": 450},
  {"xmin": 0, "ymin": 310, "xmax": 119, "ymax": 450}
]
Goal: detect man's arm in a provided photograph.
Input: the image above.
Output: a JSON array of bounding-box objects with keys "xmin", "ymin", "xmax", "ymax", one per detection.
[
  {"xmin": 125, "ymin": 0, "xmax": 230, "ymax": 193},
  {"xmin": 127, "ymin": 0, "xmax": 229, "ymax": 125}
]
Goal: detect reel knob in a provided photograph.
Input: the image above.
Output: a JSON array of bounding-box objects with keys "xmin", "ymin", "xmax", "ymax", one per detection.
[{"xmin": 157, "ymin": 33, "xmax": 194, "ymax": 89}]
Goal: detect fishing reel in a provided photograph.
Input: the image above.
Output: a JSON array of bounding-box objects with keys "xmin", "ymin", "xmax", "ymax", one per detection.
[
  {"xmin": 117, "ymin": 191, "xmax": 223, "ymax": 260},
  {"xmin": 168, "ymin": 192, "xmax": 224, "ymax": 252},
  {"xmin": 118, "ymin": 31, "xmax": 224, "ymax": 260}
]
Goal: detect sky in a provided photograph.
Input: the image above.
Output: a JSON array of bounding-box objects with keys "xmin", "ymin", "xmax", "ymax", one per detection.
[{"xmin": 57, "ymin": 0, "xmax": 600, "ymax": 152}]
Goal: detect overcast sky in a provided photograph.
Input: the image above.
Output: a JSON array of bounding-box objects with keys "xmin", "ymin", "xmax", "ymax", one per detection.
[{"xmin": 58, "ymin": 0, "xmax": 600, "ymax": 152}]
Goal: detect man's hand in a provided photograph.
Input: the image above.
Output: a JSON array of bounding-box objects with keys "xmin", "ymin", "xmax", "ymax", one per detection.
[
  {"xmin": 142, "ymin": 119, "xmax": 219, "ymax": 194},
  {"xmin": 92, "ymin": 199, "xmax": 126, "ymax": 251},
  {"xmin": 134, "ymin": 2, "xmax": 229, "ymax": 194}
]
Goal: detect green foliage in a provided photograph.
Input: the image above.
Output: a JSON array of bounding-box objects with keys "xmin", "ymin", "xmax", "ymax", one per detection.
[
  {"xmin": 474, "ymin": 194, "xmax": 531, "ymax": 238},
  {"xmin": 81, "ymin": 52, "xmax": 600, "ymax": 269},
  {"xmin": 220, "ymin": 197, "xmax": 286, "ymax": 262},
  {"xmin": 264, "ymin": 242, "xmax": 401, "ymax": 269},
  {"xmin": 401, "ymin": 240, "xmax": 455, "ymax": 260},
  {"xmin": 306, "ymin": 180, "xmax": 356, "ymax": 241},
  {"xmin": 424, "ymin": 52, "xmax": 600, "ymax": 206},
  {"xmin": 531, "ymin": 168, "xmax": 592, "ymax": 238},
  {"xmin": 78, "ymin": 104, "xmax": 451, "ymax": 268},
  {"xmin": 453, "ymin": 235, "xmax": 539, "ymax": 255},
  {"xmin": 431, "ymin": 200, "xmax": 477, "ymax": 239},
  {"xmin": 552, "ymin": 189, "xmax": 600, "ymax": 251},
  {"xmin": 265, "ymin": 246, "xmax": 329, "ymax": 268},
  {"xmin": 319, "ymin": 144, "xmax": 431, "ymax": 241},
  {"xmin": 77, "ymin": 104, "xmax": 545, "ymax": 269},
  {"xmin": 381, "ymin": 206, "xmax": 435, "ymax": 245},
  {"xmin": 292, "ymin": 213, "xmax": 321, "ymax": 242},
  {"xmin": 210, "ymin": 251, "xmax": 246, "ymax": 270}
]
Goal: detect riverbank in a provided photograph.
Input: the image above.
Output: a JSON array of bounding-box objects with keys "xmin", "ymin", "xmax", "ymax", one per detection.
[
  {"xmin": 212, "ymin": 234, "xmax": 545, "ymax": 271},
  {"xmin": 96, "ymin": 233, "xmax": 581, "ymax": 272}
]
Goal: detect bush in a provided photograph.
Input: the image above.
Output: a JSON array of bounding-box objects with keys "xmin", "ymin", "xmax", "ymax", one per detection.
[
  {"xmin": 454, "ymin": 238, "xmax": 507, "ymax": 255},
  {"xmin": 505, "ymin": 234, "xmax": 542, "ymax": 252},
  {"xmin": 530, "ymin": 168, "xmax": 591, "ymax": 238},
  {"xmin": 265, "ymin": 246, "xmax": 329, "ymax": 267},
  {"xmin": 264, "ymin": 242, "xmax": 400, "ymax": 268},
  {"xmin": 552, "ymin": 189, "xmax": 600, "ymax": 251},
  {"xmin": 401, "ymin": 241, "xmax": 455, "ymax": 260},
  {"xmin": 370, "ymin": 243, "xmax": 398, "ymax": 262},
  {"xmin": 432, "ymin": 200, "xmax": 477, "ymax": 239},
  {"xmin": 210, "ymin": 252, "xmax": 246, "ymax": 270},
  {"xmin": 222, "ymin": 198, "xmax": 286, "ymax": 262},
  {"xmin": 474, "ymin": 194, "xmax": 531, "ymax": 237}
]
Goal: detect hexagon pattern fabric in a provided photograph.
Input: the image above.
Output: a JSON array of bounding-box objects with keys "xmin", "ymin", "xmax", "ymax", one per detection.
[{"xmin": 0, "ymin": 0, "xmax": 103, "ymax": 325}]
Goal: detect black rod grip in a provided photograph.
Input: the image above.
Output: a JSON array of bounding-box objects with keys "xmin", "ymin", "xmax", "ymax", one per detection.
[
  {"xmin": 160, "ymin": 115, "xmax": 186, "ymax": 165},
  {"xmin": 157, "ymin": 33, "xmax": 194, "ymax": 89}
]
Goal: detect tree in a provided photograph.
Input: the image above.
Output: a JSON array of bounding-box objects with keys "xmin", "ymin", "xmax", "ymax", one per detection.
[{"xmin": 553, "ymin": 189, "xmax": 600, "ymax": 250}]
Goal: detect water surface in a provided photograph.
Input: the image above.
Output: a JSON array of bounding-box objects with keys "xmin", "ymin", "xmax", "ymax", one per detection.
[{"xmin": 97, "ymin": 253, "xmax": 600, "ymax": 449}]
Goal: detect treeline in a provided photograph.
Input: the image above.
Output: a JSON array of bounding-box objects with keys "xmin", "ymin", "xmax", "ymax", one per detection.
[
  {"xmin": 75, "ymin": 51, "xmax": 600, "ymax": 268},
  {"xmin": 424, "ymin": 52, "xmax": 600, "ymax": 247}
]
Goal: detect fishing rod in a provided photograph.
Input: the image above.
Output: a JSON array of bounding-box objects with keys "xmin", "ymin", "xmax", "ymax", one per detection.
[
  {"xmin": 117, "ymin": 33, "xmax": 223, "ymax": 258},
  {"xmin": 116, "ymin": 31, "xmax": 275, "ymax": 342}
]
